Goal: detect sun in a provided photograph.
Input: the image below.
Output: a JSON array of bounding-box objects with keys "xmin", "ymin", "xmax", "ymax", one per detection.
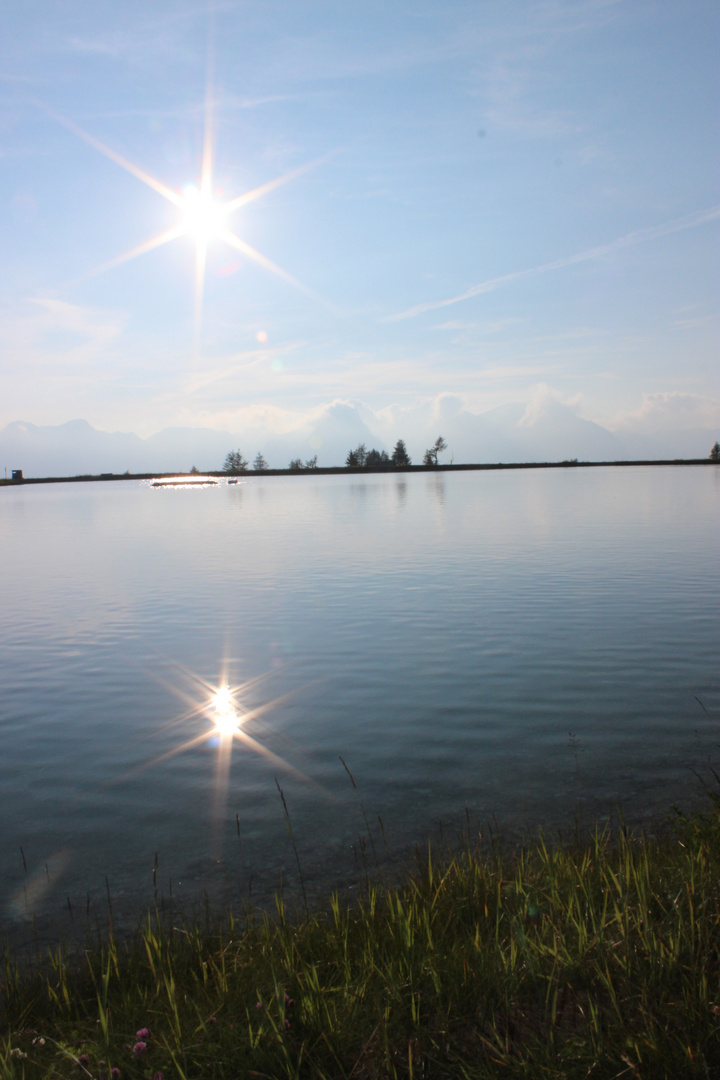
[
  {"xmin": 52, "ymin": 108, "xmax": 326, "ymax": 336},
  {"xmin": 181, "ymin": 184, "xmax": 226, "ymax": 247}
]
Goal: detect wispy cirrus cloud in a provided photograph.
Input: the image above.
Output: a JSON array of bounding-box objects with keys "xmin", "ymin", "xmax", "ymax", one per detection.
[
  {"xmin": 386, "ymin": 204, "xmax": 720, "ymax": 322},
  {"xmin": 0, "ymin": 297, "xmax": 124, "ymax": 369},
  {"xmin": 182, "ymin": 341, "xmax": 310, "ymax": 395}
]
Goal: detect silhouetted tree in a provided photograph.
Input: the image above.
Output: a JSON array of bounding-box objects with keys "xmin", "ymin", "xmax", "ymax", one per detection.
[
  {"xmin": 223, "ymin": 450, "xmax": 248, "ymax": 473},
  {"xmin": 391, "ymin": 439, "xmax": 411, "ymax": 467},
  {"xmin": 189, "ymin": 465, "xmax": 200, "ymax": 474},
  {"xmin": 253, "ymin": 452, "xmax": 269, "ymax": 471},
  {"xmin": 288, "ymin": 458, "xmax": 304, "ymax": 471},
  {"xmin": 365, "ymin": 448, "xmax": 390, "ymax": 468},
  {"xmin": 305, "ymin": 455, "xmax": 318, "ymax": 469},
  {"xmin": 346, "ymin": 443, "xmax": 368, "ymax": 467},
  {"xmin": 710, "ymin": 441, "xmax": 720, "ymax": 461},
  {"xmin": 424, "ymin": 436, "xmax": 447, "ymax": 466}
]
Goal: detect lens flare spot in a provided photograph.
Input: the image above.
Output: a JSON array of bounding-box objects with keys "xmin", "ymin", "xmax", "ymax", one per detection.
[{"xmin": 256, "ymin": 330, "xmax": 268, "ymax": 343}]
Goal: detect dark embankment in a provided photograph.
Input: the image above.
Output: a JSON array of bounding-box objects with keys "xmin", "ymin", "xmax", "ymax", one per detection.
[{"xmin": 0, "ymin": 458, "xmax": 717, "ymax": 486}]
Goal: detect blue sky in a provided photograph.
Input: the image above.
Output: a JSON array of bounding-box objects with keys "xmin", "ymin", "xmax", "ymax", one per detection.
[{"xmin": 1, "ymin": 0, "xmax": 718, "ymax": 443}]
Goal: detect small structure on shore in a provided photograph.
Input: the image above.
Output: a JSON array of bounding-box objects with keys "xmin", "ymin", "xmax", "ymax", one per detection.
[{"xmin": 11, "ymin": 469, "xmax": 23, "ymax": 481}]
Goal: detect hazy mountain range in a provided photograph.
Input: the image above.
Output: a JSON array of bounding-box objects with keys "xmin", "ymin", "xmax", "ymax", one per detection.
[{"xmin": 1, "ymin": 398, "xmax": 716, "ymax": 478}]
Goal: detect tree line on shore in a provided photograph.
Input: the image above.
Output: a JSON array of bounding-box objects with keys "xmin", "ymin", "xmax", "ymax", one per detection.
[
  {"xmin": 222, "ymin": 436, "xmax": 448, "ymax": 473},
  {"xmin": 222, "ymin": 438, "xmax": 720, "ymax": 474}
]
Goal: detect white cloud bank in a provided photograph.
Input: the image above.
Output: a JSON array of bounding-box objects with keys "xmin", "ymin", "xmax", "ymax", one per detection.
[
  {"xmin": 2, "ymin": 388, "xmax": 717, "ymax": 477},
  {"xmin": 611, "ymin": 392, "xmax": 720, "ymax": 436}
]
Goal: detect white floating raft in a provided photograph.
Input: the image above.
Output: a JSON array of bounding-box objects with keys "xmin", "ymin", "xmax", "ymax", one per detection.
[{"xmin": 151, "ymin": 477, "xmax": 219, "ymax": 487}]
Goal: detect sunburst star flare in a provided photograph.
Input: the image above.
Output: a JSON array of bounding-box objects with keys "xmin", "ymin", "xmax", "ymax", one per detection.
[{"xmin": 49, "ymin": 107, "xmax": 329, "ymax": 335}]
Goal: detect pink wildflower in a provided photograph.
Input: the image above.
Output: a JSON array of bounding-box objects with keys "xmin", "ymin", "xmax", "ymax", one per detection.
[
  {"xmin": 284, "ymin": 1018, "xmax": 291, "ymax": 1030},
  {"xmin": 153, "ymin": 1074, "xmax": 165, "ymax": 1080},
  {"xmin": 78, "ymin": 1054, "xmax": 90, "ymax": 1066},
  {"xmin": 135, "ymin": 1028, "xmax": 151, "ymax": 1040},
  {"xmin": 132, "ymin": 1042, "xmax": 147, "ymax": 1056},
  {"xmin": 111, "ymin": 1070, "xmax": 121, "ymax": 1080}
]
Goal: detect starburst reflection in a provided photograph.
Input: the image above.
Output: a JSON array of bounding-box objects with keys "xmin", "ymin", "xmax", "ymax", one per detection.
[
  {"xmin": 210, "ymin": 685, "xmax": 242, "ymax": 737},
  {"xmin": 111, "ymin": 664, "xmax": 315, "ymax": 855},
  {"xmin": 148, "ymin": 670, "xmax": 309, "ymax": 774}
]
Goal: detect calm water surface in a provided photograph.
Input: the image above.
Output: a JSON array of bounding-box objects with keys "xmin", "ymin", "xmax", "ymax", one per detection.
[{"xmin": 1, "ymin": 467, "xmax": 718, "ymax": 940}]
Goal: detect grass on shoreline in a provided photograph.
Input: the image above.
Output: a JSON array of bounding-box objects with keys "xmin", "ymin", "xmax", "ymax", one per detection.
[{"xmin": 3, "ymin": 800, "xmax": 720, "ymax": 1079}]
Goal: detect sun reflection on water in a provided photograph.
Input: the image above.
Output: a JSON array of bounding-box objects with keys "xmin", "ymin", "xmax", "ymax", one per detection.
[
  {"xmin": 116, "ymin": 665, "xmax": 313, "ymax": 796},
  {"xmin": 103, "ymin": 661, "xmax": 323, "ymax": 871},
  {"xmin": 210, "ymin": 685, "xmax": 242, "ymax": 737}
]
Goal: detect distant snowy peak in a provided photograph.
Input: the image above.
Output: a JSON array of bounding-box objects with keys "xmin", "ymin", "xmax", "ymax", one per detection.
[
  {"xmin": 0, "ymin": 421, "xmax": 227, "ymax": 478},
  {"xmin": 0, "ymin": 404, "xmax": 715, "ymax": 478}
]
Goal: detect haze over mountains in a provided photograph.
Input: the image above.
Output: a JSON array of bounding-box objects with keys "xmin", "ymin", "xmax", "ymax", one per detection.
[{"xmin": 1, "ymin": 393, "xmax": 717, "ymax": 478}]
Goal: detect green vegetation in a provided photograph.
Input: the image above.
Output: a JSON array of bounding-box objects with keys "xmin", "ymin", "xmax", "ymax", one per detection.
[
  {"xmin": 345, "ymin": 443, "xmax": 370, "ymax": 467},
  {"xmin": 344, "ymin": 440, "xmax": 412, "ymax": 469},
  {"xmin": 3, "ymin": 798, "xmax": 720, "ymax": 1078},
  {"xmin": 221, "ymin": 450, "xmax": 248, "ymax": 474},
  {"xmin": 710, "ymin": 442, "xmax": 720, "ymax": 462},
  {"xmin": 423, "ymin": 437, "xmax": 447, "ymax": 468},
  {"xmin": 391, "ymin": 440, "xmax": 411, "ymax": 468},
  {"xmin": 288, "ymin": 457, "xmax": 318, "ymax": 471}
]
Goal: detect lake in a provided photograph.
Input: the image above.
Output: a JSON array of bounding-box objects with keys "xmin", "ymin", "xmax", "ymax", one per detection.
[{"xmin": 1, "ymin": 466, "xmax": 718, "ymax": 944}]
